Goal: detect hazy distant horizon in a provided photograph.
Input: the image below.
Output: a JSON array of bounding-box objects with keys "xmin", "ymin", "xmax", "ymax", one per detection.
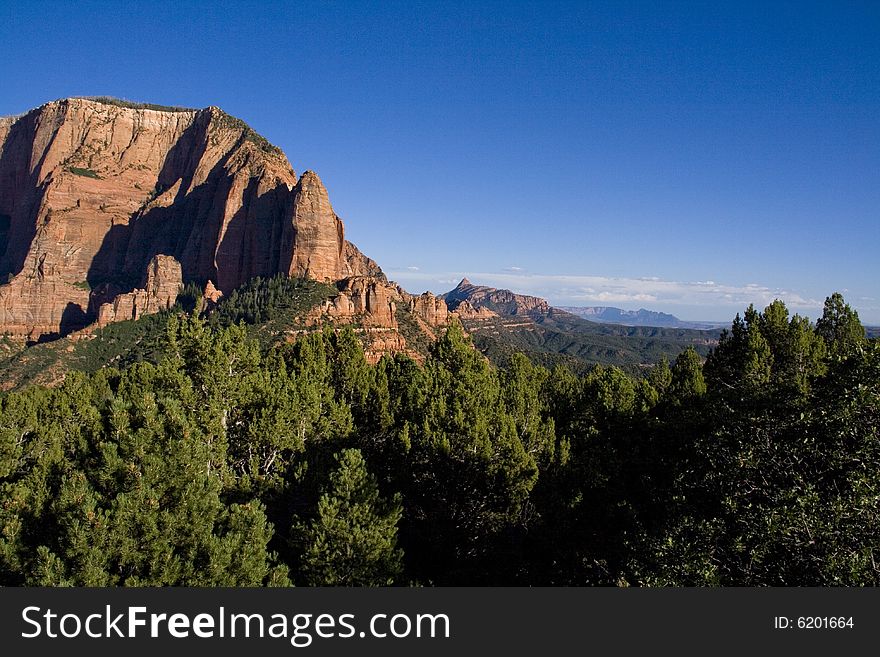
[{"xmin": 386, "ymin": 269, "xmax": 870, "ymax": 325}]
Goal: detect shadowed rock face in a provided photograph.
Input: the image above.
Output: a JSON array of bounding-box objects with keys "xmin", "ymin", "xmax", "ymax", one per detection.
[
  {"xmin": 96, "ymin": 254, "xmax": 183, "ymax": 326},
  {"xmin": 0, "ymin": 98, "xmax": 381, "ymax": 338}
]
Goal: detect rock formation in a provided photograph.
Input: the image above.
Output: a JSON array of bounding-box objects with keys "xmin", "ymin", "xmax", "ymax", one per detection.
[
  {"xmin": 314, "ymin": 278, "xmax": 450, "ymax": 329},
  {"xmin": 0, "ymin": 97, "xmax": 381, "ymax": 338},
  {"xmin": 96, "ymin": 255, "xmax": 182, "ymax": 326},
  {"xmin": 443, "ymin": 278, "xmax": 550, "ymax": 318},
  {"xmin": 304, "ymin": 278, "xmax": 450, "ymax": 363},
  {"xmin": 451, "ymin": 298, "xmax": 499, "ymax": 320},
  {"xmin": 316, "ymin": 277, "xmax": 398, "ymax": 327},
  {"xmin": 203, "ymin": 280, "xmax": 223, "ymax": 305},
  {"xmin": 409, "ymin": 292, "xmax": 449, "ymax": 327}
]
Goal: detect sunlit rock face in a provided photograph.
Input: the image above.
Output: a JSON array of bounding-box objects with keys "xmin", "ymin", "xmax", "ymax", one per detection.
[{"xmin": 0, "ymin": 98, "xmax": 380, "ymax": 337}]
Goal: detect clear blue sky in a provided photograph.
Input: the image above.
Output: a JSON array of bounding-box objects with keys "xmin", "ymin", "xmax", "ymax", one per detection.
[{"xmin": 2, "ymin": 1, "xmax": 878, "ymax": 322}]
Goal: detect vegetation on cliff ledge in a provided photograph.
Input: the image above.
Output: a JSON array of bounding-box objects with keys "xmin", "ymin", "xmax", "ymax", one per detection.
[
  {"xmin": 67, "ymin": 166, "xmax": 101, "ymax": 179},
  {"xmin": 72, "ymin": 97, "xmax": 282, "ymax": 155},
  {"xmin": 213, "ymin": 109, "xmax": 284, "ymax": 155},
  {"xmin": 82, "ymin": 96, "xmax": 195, "ymax": 113}
]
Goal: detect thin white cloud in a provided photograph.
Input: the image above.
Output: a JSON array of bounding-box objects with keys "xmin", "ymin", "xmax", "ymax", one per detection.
[
  {"xmin": 388, "ymin": 269, "xmax": 823, "ymax": 314},
  {"xmin": 406, "ymin": 266, "xmax": 420, "ymax": 271}
]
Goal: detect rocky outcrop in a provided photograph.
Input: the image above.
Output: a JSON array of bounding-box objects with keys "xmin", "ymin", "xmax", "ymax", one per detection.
[
  {"xmin": 451, "ymin": 298, "xmax": 498, "ymax": 320},
  {"xmin": 96, "ymin": 255, "xmax": 182, "ymax": 325},
  {"xmin": 319, "ymin": 277, "xmax": 398, "ymax": 327},
  {"xmin": 304, "ymin": 277, "xmax": 450, "ymax": 363},
  {"xmin": 409, "ymin": 292, "xmax": 449, "ymax": 327},
  {"xmin": 313, "ymin": 278, "xmax": 449, "ymax": 329},
  {"xmin": 443, "ymin": 278, "xmax": 550, "ymax": 318},
  {"xmin": 203, "ymin": 280, "xmax": 223, "ymax": 304},
  {"xmin": 0, "ymin": 97, "xmax": 383, "ymax": 338}
]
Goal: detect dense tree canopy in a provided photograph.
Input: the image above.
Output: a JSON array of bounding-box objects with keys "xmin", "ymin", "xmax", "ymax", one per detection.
[{"xmin": 0, "ymin": 293, "xmax": 876, "ymax": 586}]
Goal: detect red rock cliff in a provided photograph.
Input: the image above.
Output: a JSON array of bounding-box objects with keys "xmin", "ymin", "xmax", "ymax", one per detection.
[{"xmin": 0, "ymin": 98, "xmax": 381, "ymax": 338}]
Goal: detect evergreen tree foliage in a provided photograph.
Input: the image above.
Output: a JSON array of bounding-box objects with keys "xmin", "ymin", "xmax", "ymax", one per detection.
[
  {"xmin": 647, "ymin": 356, "xmax": 672, "ymax": 395},
  {"xmin": 295, "ymin": 449, "xmax": 403, "ymax": 586},
  {"xmin": 816, "ymin": 292, "xmax": 866, "ymax": 357},
  {"xmin": 0, "ymin": 287, "xmax": 875, "ymax": 587},
  {"xmin": 668, "ymin": 347, "xmax": 706, "ymax": 403}
]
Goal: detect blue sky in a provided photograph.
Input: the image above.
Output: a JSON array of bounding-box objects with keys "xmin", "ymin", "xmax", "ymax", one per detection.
[{"xmin": 1, "ymin": 1, "xmax": 878, "ymax": 322}]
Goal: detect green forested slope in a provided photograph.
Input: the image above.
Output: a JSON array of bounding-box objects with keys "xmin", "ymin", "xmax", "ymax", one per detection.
[
  {"xmin": 465, "ymin": 309, "xmax": 719, "ymax": 372},
  {"xmin": 0, "ymin": 292, "xmax": 876, "ymax": 586}
]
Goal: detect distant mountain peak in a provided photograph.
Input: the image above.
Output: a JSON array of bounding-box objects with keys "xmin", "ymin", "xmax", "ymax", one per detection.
[
  {"xmin": 442, "ymin": 279, "xmax": 549, "ymax": 317},
  {"xmin": 556, "ymin": 306, "xmax": 725, "ymax": 330}
]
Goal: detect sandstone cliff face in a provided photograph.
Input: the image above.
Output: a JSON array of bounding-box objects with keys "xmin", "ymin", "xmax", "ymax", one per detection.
[
  {"xmin": 304, "ymin": 277, "xmax": 450, "ymax": 363},
  {"xmin": 409, "ymin": 292, "xmax": 449, "ymax": 327},
  {"xmin": 96, "ymin": 255, "xmax": 182, "ymax": 326},
  {"xmin": 0, "ymin": 98, "xmax": 381, "ymax": 337}
]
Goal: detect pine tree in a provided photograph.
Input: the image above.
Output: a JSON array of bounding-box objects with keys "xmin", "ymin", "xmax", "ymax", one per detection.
[
  {"xmin": 296, "ymin": 449, "xmax": 403, "ymax": 586},
  {"xmin": 816, "ymin": 292, "xmax": 865, "ymax": 357},
  {"xmin": 668, "ymin": 347, "xmax": 706, "ymax": 403},
  {"xmin": 647, "ymin": 356, "xmax": 673, "ymax": 395}
]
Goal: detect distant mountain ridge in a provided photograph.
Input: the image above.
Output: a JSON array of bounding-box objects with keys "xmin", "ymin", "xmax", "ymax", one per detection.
[
  {"xmin": 441, "ymin": 278, "xmax": 720, "ymax": 371},
  {"xmin": 442, "ymin": 278, "xmax": 549, "ymax": 318},
  {"xmin": 557, "ymin": 306, "xmax": 727, "ymax": 330},
  {"xmin": 441, "ymin": 278, "xmax": 725, "ymax": 331}
]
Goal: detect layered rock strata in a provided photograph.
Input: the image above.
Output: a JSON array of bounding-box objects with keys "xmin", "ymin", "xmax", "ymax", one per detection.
[
  {"xmin": 95, "ymin": 254, "xmax": 182, "ymax": 326},
  {"xmin": 304, "ymin": 278, "xmax": 450, "ymax": 363},
  {"xmin": 0, "ymin": 98, "xmax": 381, "ymax": 338}
]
